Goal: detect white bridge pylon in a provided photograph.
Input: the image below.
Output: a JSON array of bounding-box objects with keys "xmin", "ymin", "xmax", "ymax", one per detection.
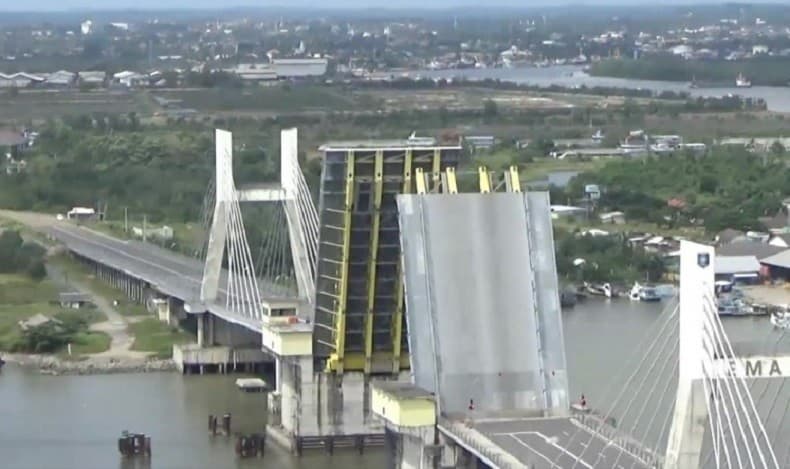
[
  {"xmin": 200, "ymin": 129, "xmax": 319, "ymax": 320},
  {"xmin": 666, "ymin": 241, "xmax": 780, "ymax": 469}
]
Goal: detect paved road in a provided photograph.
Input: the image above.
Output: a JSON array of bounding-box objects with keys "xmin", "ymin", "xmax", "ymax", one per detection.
[
  {"xmin": 471, "ymin": 417, "xmax": 655, "ymax": 469},
  {"xmin": 0, "ymin": 211, "xmax": 293, "ymax": 331}
]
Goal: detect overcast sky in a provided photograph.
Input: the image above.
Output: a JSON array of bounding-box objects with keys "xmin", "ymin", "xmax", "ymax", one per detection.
[{"xmin": 1, "ymin": 0, "xmax": 775, "ymax": 11}]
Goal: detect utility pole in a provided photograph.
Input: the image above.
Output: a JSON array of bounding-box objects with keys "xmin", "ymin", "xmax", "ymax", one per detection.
[{"xmin": 124, "ymin": 207, "xmax": 128, "ymax": 233}]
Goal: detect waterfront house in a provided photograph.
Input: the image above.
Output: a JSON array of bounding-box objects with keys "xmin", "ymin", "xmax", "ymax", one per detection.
[
  {"xmin": 599, "ymin": 211, "xmax": 625, "ymax": 225},
  {"xmin": 715, "ymin": 256, "xmax": 762, "ymax": 284}
]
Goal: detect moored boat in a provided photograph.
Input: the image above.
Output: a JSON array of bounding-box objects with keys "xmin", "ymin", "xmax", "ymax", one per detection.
[{"xmin": 770, "ymin": 311, "xmax": 790, "ymax": 329}]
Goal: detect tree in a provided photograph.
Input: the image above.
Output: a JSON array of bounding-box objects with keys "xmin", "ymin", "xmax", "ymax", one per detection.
[
  {"xmin": 27, "ymin": 260, "xmax": 47, "ymax": 281},
  {"xmin": 483, "ymin": 99, "xmax": 498, "ymax": 118},
  {"xmin": 771, "ymin": 141, "xmax": 785, "ymax": 157}
]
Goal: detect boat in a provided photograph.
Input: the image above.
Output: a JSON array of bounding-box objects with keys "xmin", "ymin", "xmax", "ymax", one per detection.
[
  {"xmin": 718, "ymin": 296, "xmax": 753, "ymax": 316},
  {"xmin": 584, "ymin": 282, "xmax": 613, "ymax": 299},
  {"xmin": 560, "ymin": 291, "xmax": 577, "ymax": 308},
  {"xmin": 628, "ymin": 283, "xmax": 661, "ymax": 302},
  {"xmin": 736, "ymin": 73, "xmax": 752, "ymax": 88},
  {"xmin": 639, "ymin": 286, "xmax": 661, "ymax": 302},
  {"xmin": 770, "ymin": 311, "xmax": 790, "ymax": 329}
]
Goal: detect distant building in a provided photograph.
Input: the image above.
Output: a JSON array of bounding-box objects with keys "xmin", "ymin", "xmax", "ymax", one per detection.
[
  {"xmin": 271, "ymin": 58, "xmax": 328, "ymax": 78},
  {"xmin": 113, "ymin": 71, "xmax": 146, "ymax": 88},
  {"xmin": 81, "ymin": 20, "xmax": 93, "ymax": 35},
  {"xmin": 59, "ymin": 292, "xmax": 93, "ymax": 309},
  {"xmin": 79, "ymin": 71, "xmax": 106, "ymax": 86},
  {"xmin": 45, "ymin": 70, "xmax": 77, "ymax": 87},
  {"xmin": 0, "ymin": 129, "xmax": 27, "ymax": 159},
  {"xmin": 715, "ymin": 255, "xmax": 761, "ymax": 284},
  {"xmin": 464, "ymin": 135, "xmax": 495, "ymax": 152},
  {"xmin": 229, "ymin": 64, "xmax": 278, "ymax": 82},
  {"xmin": 0, "ymin": 72, "xmax": 44, "ymax": 88},
  {"xmin": 599, "ymin": 211, "xmax": 626, "ymax": 225},
  {"xmin": 67, "ymin": 207, "xmax": 97, "ymax": 221}
]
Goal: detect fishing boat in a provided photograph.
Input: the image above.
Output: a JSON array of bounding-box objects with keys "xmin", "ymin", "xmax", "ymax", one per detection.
[
  {"xmin": 628, "ymin": 283, "xmax": 661, "ymax": 302},
  {"xmin": 718, "ymin": 296, "xmax": 753, "ymax": 316},
  {"xmin": 735, "ymin": 73, "xmax": 752, "ymax": 88},
  {"xmin": 770, "ymin": 311, "xmax": 790, "ymax": 329},
  {"xmin": 584, "ymin": 282, "xmax": 613, "ymax": 299}
]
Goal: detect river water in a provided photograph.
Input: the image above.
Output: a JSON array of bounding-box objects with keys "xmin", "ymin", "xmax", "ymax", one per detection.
[
  {"xmin": 412, "ymin": 65, "xmax": 790, "ymax": 113},
  {"xmin": 1, "ymin": 300, "xmax": 787, "ymax": 469}
]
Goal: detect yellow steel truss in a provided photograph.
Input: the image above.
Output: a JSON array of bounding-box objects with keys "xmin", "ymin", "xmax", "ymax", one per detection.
[
  {"xmin": 363, "ymin": 151, "xmax": 384, "ymax": 373},
  {"xmin": 326, "ymin": 151, "xmax": 355, "ymax": 373}
]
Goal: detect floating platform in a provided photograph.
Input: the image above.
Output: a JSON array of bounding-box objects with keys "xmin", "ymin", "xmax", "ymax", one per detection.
[{"xmin": 236, "ymin": 378, "xmax": 268, "ymax": 393}]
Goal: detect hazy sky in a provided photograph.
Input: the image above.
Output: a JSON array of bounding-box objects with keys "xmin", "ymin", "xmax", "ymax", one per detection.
[{"xmin": 0, "ymin": 0, "xmax": 770, "ymax": 11}]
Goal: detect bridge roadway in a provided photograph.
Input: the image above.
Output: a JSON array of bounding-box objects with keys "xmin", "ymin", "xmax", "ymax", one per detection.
[
  {"xmin": 48, "ymin": 223, "xmax": 290, "ymax": 332},
  {"xmin": 440, "ymin": 414, "xmax": 657, "ymax": 469}
]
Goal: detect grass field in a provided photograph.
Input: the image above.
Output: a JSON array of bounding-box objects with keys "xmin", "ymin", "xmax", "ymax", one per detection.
[
  {"xmin": 0, "ymin": 273, "xmax": 109, "ymax": 353},
  {"xmin": 0, "ymin": 89, "xmax": 144, "ymax": 122},
  {"xmin": 69, "ymin": 331, "xmax": 112, "ymax": 355},
  {"xmin": 129, "ymin": 318, "xmax": 192, "ymax": 358},
  {"xmin": 158, "ymin": 86, "xmax": 358, "ymax": 113},
  {"xmin": 49, "ymin": 253, "xmax": 148, "ymax": 316}
]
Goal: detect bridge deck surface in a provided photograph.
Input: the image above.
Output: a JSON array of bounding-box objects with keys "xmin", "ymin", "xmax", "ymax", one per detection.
[
  {"xmin": 455, "ymin": 417, "xmax": 654, "ymax": 469},
  {"xmin": 48, "ymin": 223, "xmax": 297, "ymax": 331}
]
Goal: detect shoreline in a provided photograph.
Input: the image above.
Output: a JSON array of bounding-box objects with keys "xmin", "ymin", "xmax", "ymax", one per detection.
[{"xmin": 3, "ymin": 353, "xmax": 176, "ymax": 375}]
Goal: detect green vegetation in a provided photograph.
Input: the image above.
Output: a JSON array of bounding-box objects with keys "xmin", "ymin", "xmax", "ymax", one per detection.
[
  {"xmin": 161, "ymin": 86, "xmax": 357, "ymax": 112},
  {"xmin": 591, "ymin": 56, "xmax": 790, "ymax": 87},
  {"xmin": 0, "ymin": 229, "xmax": 47, "ymax": 280},
  {"xmin": 564, "ymin": 146, "xmax": 790, "ymax": 233},
  {"xmin": 129, "ymin": 318, "xmax": 192, "ymax": 358},
  {"xmin": 68, "ymin": 331, "xmax": 112, "ymax": 355},
  {"xmin": 0, "ymin": 273, "xmax": 108, "ymax": 354},
  {"xmin": 555, "ymin": 230, "xmax": 666, "ymax": 283}
]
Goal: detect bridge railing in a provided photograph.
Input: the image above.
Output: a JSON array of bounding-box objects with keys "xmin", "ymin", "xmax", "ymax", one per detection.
[{"xmin": 438, "ymin": 417, "xmax": 526, "ymax": 469}]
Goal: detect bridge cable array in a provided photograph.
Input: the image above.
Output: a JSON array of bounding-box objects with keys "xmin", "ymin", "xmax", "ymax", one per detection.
[
  {"xmin": 223, "ymin": 182, "xmax": 264, "ymax": 320},
  {"xmin": 699, "ymin": 290, "xmax": 779, "ymax": 469},
  {"xmin": 287, "ymin": 153, "xmax": 320, "ymax": 288},
  {"xmin": 254, "ymin": 202, "xmax": 296, "ymax": 297},
  {"xmin": 552, "ymin": 301, "xmax": 680, "ymax": 469},
  {"xmin": 552, "ymin": 289, "xmax": 782, "ymax": 469}
]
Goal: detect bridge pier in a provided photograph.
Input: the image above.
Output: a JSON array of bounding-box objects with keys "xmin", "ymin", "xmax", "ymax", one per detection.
[{"xmin": 176, "ymin": 312, "xmax": 271, "ymax": 375}]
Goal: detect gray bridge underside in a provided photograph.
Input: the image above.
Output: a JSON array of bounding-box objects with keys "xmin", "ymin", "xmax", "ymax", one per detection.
[
  {"xmin": 397, "ymin": 192, "xmax": 569, "ymax": 416},
  {"xmin": 49, "ymin": 224, "xmax": 295, "ymax": 332}
]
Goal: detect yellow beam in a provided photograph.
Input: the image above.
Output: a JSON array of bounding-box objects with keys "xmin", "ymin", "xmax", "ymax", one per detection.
[
  {"xmin": 364, "ymin": 151, "xmax": 384, "ymax": 374},
  {"xmin": 415, "ymin": 167, "xmax": 427, "ymax": 194},
  {"xmin": 445, "ymin": 167, "xmax": 458, "ymax": 194},
  {"xmin": 327, "ymin": 150, "xmax": 355, "ymax": 374},
  {"xmin": 478, "ymin": 166, "xmax": 491, "ymax": 193},
  {"xmin": 507, "ymin": 165, "xmax": 521, "ymax": 192},
  {"xmin": 326, "ymin": 351, "xmax": 411, "ymax": 372},
  {"xmin": 432, "ymin": 149, "xmax": 441, "ymax": 192},
  {"xmin": 393, "ymin": 149, "xmax": 413, "ymax": 373}
]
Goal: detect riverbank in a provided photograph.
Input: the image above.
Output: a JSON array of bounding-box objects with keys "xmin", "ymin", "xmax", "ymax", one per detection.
[
  {"xmin": 3, "ymin": 353, "xmax": 176, "ymax": 375},
  {"xmin": 589, "ymin": 57, "xmax": 790, "ymax": 87}
]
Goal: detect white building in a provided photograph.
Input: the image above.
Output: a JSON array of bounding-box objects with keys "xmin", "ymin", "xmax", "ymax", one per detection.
[
  {"xmin": 81, "ymin": 20, "xmax": 93, "ymax": 35},
  {"xmin": 0, "ymin": 72, "xmax": 44, "ymax": 88}
]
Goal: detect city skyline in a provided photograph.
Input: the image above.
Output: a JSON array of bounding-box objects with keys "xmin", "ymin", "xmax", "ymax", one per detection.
[{"xmin": 4, "ymin": 0, "xmax": 785, "ymax": 11}]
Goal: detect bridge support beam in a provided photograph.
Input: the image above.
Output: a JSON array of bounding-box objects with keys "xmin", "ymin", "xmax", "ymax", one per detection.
[{"xmin": 665, "ymin": 241, "xmax": 713, "ymax": 469}]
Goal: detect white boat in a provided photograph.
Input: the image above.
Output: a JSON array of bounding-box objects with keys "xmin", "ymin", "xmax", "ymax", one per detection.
[
  {"xmin": 585, "ymin": 282, "xmax": 613, "ymax": 299},
  {"xmin": 629, "ymin": 282, "xmax": 661, "ymax": 302},
  {"xmin": 629, "ymin": 283, "xmax": 642, "ymax": 301},
  {"xmin": 770, "ymin": 311, "xmax": 790, "ymax": 329},
  {"xmin": 736, "ymin": 73, "xmax": 752, "ymax": 88}
]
